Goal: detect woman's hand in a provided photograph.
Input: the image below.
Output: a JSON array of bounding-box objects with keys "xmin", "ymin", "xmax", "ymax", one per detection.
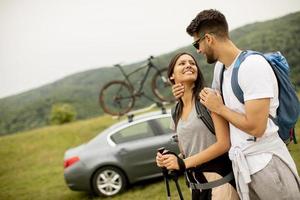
[
  {"xmin": 161, "ymin": 154, "xmax": 180, "ymax": 170},
  {"xmin": 156, "ymin": 152, "xmax": 164, "ymax": 168}
]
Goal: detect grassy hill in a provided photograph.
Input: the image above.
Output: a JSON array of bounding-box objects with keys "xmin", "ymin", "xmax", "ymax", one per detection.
[
  {"xmin": 1, "ymin": 11, "xmax": 300, "ymax": 135},
  {"xmin": 0, "ymin": 112, "xmax": 299, "ymax": 200}
]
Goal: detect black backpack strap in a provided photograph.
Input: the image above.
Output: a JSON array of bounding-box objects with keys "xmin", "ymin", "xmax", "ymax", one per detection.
[
  {"xmin": 188, "ymin": 172, "xmax": 234, "ymax": 190},
  {"xmin": 186, "ymin": 153, "xmax": 236, "ymax": 190},
  {"xmin": 195, "ymin": 100, "xmax": 215, "ymax": 134},
  {"xmin": 291, "ymin": 128, "xmax": 298, "ymax": 144},
  {"xmin": 172, "ymin": 100, "xmax": 215, "ymax": 135},
  {"xmin": 171, "ymin": 102, "xmax": 179, "ymax": 123},
  {"xmin": 219, "ymin": 64, "xmax": 226, "ymax": 104}
]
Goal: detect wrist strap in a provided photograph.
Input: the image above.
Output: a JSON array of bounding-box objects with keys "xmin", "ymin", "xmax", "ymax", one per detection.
[
  {"xmin": 163, "ymin": 150, "xmax": 186, "ymax": 173},
  {"xmin": 177, "ymin": 156, "xmax": 186, "ymax": 173}
]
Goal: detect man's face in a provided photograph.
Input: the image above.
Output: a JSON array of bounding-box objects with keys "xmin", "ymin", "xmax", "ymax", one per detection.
[
  {"xmin": 193, "ymin": 33, "xmax": 217, "ymax": 64},
  {"xmin": 205, "ymin": 45, "xmax": 217, "ymax": 64}
]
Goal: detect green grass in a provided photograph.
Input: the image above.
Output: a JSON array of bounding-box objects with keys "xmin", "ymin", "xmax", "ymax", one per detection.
[{"xmin": 0, "ymin": 114, "xmax": 299, "ymax": 200}]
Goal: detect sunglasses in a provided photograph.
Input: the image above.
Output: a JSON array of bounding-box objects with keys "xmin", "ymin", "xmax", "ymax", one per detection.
[{"xmin": 192, "ymin": 35, "xmax": 206, "ymax": 50}]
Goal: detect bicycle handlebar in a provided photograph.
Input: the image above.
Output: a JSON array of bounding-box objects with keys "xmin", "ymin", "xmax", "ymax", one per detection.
[
  {"xmin": 114, "ymin": 64, "xmax": 122, "ymax": 68},
  {"xmin": 114, "ymin": 55, "xmax": 154, "ymax": 69},
  {"xmin": 147, "ymin": 56, "xmax": 155, "ymax": 67},
  {"xmin": 113, "ymin": 55, "xmax": 157, "ymax": 78}
]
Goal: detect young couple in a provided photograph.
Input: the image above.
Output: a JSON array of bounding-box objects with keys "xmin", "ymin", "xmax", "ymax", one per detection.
[{"xmin": 156, "ymin": 9, "xmax": 300, "ymax": 200}]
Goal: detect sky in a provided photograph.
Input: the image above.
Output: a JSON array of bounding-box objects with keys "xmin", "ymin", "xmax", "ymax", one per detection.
[{"xmin": 1, "ymin": 0, "xmax": 300, "ymax": 99}]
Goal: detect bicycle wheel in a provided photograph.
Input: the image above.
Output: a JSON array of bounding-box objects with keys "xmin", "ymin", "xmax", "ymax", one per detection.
[
  {"xmin": 99, "ymin": 80, "xmax": 135, "ymax": 116},
  {"xmin": 152, "ymin": 68, "xmax": 175, "ymax": 103}
]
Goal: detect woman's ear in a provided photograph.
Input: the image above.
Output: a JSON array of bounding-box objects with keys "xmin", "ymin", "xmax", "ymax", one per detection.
[
  {"xmin": 169, "ymin": 73, "xmax": 175, "ymax": 81},
  {"xmin": 169, "ymin": 74, "xmax": 176, "ymax": 84}
]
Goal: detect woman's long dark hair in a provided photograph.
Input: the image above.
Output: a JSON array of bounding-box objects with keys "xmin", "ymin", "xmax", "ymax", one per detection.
[{"xmin": 167, "ymin": 52, "xmax": 205, "ymax": 129}]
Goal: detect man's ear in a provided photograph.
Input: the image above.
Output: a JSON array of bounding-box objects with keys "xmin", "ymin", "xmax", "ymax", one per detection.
[{"xmin": 206, "ymin": 33, "xmax": 215, "ymax": 46}]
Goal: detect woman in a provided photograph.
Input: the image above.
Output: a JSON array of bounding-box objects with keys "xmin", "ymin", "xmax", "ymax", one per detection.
[{"xmin": 156, "ymin": 52, "xmax": 239, "ymax": 200}]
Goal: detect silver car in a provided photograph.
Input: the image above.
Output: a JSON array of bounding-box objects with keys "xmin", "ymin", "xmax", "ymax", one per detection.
[{"xmin": 63, "ymin": 110, "xmax": 179, "ymax": 197}]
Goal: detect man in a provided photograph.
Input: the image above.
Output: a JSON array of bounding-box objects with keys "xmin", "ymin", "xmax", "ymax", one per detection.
[{"xmin": 173, "ymin": 9, "xmax": 300, "ymax": 200}]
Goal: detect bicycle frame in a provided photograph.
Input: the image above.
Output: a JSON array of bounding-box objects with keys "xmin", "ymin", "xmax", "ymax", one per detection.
[
  {"xmin": 100, "ymin": 57, "xmax": 173, "ymax": 116},
  {"xmin": 115, "ymin": 58, "xmax": 161, "ymax": 95}
]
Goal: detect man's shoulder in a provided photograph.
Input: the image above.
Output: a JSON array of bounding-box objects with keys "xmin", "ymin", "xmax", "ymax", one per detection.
[
  {"xmin": 239, "ymin": 54, "xmax": 271, "ymax": 74},
  {"xmin": 241, "ymin": 54, "xmax": 269, "ymax": 67}
]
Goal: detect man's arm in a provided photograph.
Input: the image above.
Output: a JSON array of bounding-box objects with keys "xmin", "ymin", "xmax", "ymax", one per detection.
[
  {"xmin": 219, "ymin": 98, "xmax": 270, "ymax": 137},
  {"xmin": 200, "ymin": 88, "xmax": 270, "ymax": 138}
]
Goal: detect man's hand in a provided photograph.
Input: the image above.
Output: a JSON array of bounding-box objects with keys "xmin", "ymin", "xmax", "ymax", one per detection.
[
  {"xmin": 172, "ymin": 83, "xmax": 184, "ymax": 100},
  {"xmin": 199, "ymin": 87, "xmax": 224, "ymax": 114}
]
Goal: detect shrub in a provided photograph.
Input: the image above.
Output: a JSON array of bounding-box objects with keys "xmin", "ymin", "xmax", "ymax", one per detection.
[{"xmin": 49, "ymin": 103, "xmax": 77, "ymax": 125}]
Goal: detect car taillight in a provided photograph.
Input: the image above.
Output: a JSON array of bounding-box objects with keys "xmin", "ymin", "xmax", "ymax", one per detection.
[{"xmin": 64, "ymin": 156, "xmax": 80, "ymax": 169}]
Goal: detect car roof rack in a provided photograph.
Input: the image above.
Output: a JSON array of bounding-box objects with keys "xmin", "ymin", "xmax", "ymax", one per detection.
[
  {"xmin": 126, "ymin": 102, "xmax": 169, "ymax": 122},
  {"xmin": 127, "ymin": 114, "xmax": 134, "ymax": 123}
]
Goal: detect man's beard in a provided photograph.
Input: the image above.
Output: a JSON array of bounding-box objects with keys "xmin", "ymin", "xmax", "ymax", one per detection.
[{"xmin": 205, "ymin": 47, "xmax": 217, "ymax": 64}]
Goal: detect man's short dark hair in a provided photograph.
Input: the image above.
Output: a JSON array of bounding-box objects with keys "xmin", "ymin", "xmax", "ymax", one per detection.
[{"xmin": 186, "ymin": 9, "xmax": 229, "ymax": 39}]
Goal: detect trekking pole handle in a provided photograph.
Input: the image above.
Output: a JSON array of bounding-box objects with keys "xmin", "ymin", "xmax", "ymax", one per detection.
[
  {"xmin": 157, "ymin": 147, "xmax": 165, "ymax": 154},
  {"xmin": 157, "ymin": 147, "xmax": 168, "ymax": 174}
]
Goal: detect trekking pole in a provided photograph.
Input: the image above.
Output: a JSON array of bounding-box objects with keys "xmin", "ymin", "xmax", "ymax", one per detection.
[
  {"xmin": 169, "ymin": 171, "xmax": 184, "ymax": 200},
  {"xmin": 158, "ymin": 147, "xmax": 171, "ymax": 200}
]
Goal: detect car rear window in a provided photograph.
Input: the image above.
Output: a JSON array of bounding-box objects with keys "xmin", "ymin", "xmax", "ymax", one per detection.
[
  {"xmin": 155, "ymin": 117, "xmax": 173, "ymax": 134},
  {"xmin": 111, "ymin": 121, "xmax": 155, "ymax": 144}
]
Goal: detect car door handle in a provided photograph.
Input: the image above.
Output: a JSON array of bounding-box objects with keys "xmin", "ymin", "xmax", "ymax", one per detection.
[{"xmin": 119, "ymin": 148, "xmax": 129, "ymax": 155}]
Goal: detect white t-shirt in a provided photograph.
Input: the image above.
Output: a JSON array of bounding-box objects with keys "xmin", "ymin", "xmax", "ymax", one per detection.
[{"xmin": 212, "ymin": 53, "xmax": 279, "ymax": 174}]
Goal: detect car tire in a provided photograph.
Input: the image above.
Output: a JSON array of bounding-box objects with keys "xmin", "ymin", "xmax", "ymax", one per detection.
[{"xmin": 92, "ymin": 166, "xmax": 127, "ymax": 197}]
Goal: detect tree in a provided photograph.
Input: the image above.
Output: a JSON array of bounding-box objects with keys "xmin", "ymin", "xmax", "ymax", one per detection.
[{"xmin": 49, "ymin": 103, "xmax": 77, "ymax": 125}]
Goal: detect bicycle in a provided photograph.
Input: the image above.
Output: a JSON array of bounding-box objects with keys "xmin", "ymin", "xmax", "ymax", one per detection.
[{"xmin": 99, "ymin": 56, "xmax": 174, "ymax": 116}]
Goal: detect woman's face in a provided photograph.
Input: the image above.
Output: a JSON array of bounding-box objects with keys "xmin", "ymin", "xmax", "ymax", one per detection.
[{"xmin": 170, "ymin": 54, "xmax": 198, "ymax": 84}]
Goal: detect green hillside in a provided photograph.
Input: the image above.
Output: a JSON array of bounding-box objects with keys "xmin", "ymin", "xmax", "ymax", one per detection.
[
  {"xmin": 0, "ymin": 112, "xmax": 299, "ymax": 200},
  {"xmin": 1, "ymin": 12, "xmax": 300, "ymax": 135}
]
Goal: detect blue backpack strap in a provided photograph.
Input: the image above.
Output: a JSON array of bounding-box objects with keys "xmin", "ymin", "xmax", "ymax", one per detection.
[
  {"xmin": 219, "ymin": 51, "xmax": 253, "ymax": 104},
  {"xmin": 231, "ymin": 50, "xmax": 264, "ymax": 104}
]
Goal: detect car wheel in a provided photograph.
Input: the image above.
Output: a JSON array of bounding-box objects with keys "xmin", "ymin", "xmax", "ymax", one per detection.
[{"xmin": 92, "ymin": 166, "xmax": 127, "ymax": 197}]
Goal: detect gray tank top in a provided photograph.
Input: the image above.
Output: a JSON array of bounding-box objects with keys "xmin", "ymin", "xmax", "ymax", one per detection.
[{"xmin": 171, "ymin": 104, "xmax": 216, "ymax": 158}]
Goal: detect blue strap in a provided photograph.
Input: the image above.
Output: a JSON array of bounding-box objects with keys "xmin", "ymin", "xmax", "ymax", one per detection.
[{"xmin": 231, "ymin": 50, "xmax": 264, "ymax": 104}]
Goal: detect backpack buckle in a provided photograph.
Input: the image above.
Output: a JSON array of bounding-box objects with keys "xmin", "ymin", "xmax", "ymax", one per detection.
[{"xmin": 246, "ymin": 137, "xmax": 257, "ymax": 142}]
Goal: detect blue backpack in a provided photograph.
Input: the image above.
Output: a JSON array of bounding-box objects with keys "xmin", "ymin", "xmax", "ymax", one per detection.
[{"xmin": 220, "ymin": 50, "xmax": 299, "ymax": 144}]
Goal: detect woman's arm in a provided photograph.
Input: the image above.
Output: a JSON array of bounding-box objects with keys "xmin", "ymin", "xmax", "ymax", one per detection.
[{"xmin": 184, "ymin": 111, "xmax": 231, "ymax": 168}]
